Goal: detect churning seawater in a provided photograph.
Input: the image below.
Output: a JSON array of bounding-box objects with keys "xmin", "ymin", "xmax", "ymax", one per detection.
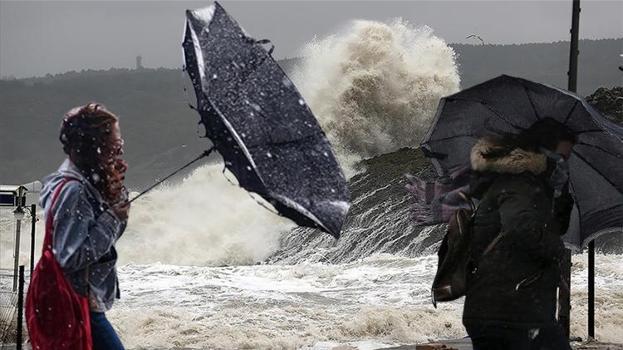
[
  {"xmin": 1, "ymin": 19, "xmax": 621, "ymax": 349},
  {"xmin": 107, "ymin": 254, "xmax": 623, "ymax": 349}
]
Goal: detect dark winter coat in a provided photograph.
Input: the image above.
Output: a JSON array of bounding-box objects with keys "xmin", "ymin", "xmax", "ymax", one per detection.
[{"xmin": 463, "ymin": 138, "xmax": 573, "ymax": 328}]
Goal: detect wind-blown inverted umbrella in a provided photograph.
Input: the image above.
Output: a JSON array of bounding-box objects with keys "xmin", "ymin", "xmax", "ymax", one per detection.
[
  {"xmin": 181, "ymin": 2, "xmax": 350, "ymax": 237},
  {"xmin": 420, "ymin": 74, "xmax": 623, "ymax": 249}
]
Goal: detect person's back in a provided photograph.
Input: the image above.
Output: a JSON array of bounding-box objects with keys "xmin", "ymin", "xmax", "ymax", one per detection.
[{"xmin": 462, "ymin": 119, "xmax": 575, "ymax": 350}]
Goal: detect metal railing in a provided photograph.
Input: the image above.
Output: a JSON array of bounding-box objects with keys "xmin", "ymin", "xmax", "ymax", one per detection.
[
  {"xmin": 1, "ymin": 203, "xmax": 37, "ymax": 349},
  {"xmin": 0, "ymin": 266, "xmax": 26, "ymax": 349}
]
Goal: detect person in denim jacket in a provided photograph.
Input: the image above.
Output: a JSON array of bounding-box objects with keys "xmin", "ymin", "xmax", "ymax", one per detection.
[{"xmin": 39, "ymin": 103, "xmax": 130, "ymax": 350}]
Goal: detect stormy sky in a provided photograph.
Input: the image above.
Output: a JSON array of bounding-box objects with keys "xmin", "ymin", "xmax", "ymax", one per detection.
[{"xmin": 1, "ymin": 0, "xmax": 621, "ymax": 78}]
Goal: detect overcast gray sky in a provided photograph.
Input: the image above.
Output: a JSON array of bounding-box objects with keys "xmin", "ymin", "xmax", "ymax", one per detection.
[{"xmin": 1, "ymin": 0, "xmax": 621, "ymax": 78}]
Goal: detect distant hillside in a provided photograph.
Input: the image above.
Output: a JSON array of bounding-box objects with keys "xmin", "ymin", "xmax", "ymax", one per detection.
[
  {"xmin": 450, "ymin": 39, "xmax": 622, "ymax": 94},
  {"xmin": 0, "ymin": 67, "xmax": 207, "ymax": 189},
  {"xmin": 0, "ymin": 39, "xmax": 621, "ymax": 187}
]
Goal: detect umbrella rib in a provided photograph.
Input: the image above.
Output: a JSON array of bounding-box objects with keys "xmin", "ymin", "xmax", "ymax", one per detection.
[
  {"xmin": 590, "ymin": 202, "xmax": 623, "ymax": 216},
  {"xmin": 563, "ymin": 100, "xmax": 580, "ymax": 125},
  {"xmin": 576, "ymin": 129, "xmax": 606, "ymax": 134},
  {"xmin": 218, "ymin": 155, "xmax": 281, "ymax": 216},
  {"xmin": 519, "ymin": 82, "xmax": 541, "ymax": 121},
  {"xmin": 447, "ymin": 97, "xmax": 526, "ymax": 131},
  {"xmin": 571, "ymin": 149, "xmax": 623, "ymax": 194},
  {"xmin": 575, "ymin": 142, "xmax": 623, "ymax": 159},
  {"xmin": 567, "ymin": 179, "xmax": 584, "ymax": 238},
  {"xmin": 253, "ymin": 132, "xmax": 324, "ymax": 148},
  {"xmin": 426, "ymin": 134, "xmax": 477, "ymax": 143}
]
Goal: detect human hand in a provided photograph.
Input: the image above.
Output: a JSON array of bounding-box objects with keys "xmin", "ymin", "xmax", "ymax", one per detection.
[{"xmin": 111, "ymin": 199, "xmax": 130, "ymax": 222}]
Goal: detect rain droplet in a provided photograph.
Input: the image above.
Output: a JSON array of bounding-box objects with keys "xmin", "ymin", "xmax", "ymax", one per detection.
[
  {"xmin": 266, "ymin": 152, "xmax": 272, "ymax": 158},
  {"xmin": 282, "ymin": 77, "xmax": 293, "ymax": 88},
  {"xmin": 212, "ymin": 74, "xmax": 218, "ymax": 80},
  {"xmin": 250, "ymin": 103, "xmax": 262, "ymax": 112},
  {"xmin": 298, "ymin": 99, "xmax": 306, "ymax": 106},
  {"xmin": 246, "ymin": 166, "xmax": 252, "ymax": 171},
  {"xmin": 96, "ymin": 147, "xmax": 101, "ymax": 154}
]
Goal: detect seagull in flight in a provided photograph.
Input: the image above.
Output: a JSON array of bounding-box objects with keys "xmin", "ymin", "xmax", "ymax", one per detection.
[{"xmin": 466, "ymin": 34, "xmax": 485, "ymax": 45}]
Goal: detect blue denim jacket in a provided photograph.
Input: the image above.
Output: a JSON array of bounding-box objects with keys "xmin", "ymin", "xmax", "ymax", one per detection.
[{"xmin": 40, "ymin": 159, "xmax": 126, "ymax": 312}]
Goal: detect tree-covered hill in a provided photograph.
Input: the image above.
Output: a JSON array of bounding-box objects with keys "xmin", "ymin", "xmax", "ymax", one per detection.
[{"xmin": 1, "ymin": 39, "xmax": 621, "ymax": 187}]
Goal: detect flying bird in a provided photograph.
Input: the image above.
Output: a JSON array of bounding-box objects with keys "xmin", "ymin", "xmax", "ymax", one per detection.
[{"xmin": 466, "ymin": 34, "xmax": 485, "ymax": 45}]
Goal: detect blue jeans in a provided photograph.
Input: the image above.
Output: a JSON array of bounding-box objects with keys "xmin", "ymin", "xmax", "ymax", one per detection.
[{"xmin": 90, "ymin": 312, "xmax": 125, "ymax": 350}]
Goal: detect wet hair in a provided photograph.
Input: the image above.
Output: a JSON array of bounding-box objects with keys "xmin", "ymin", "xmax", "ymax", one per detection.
[
  {"xmin": 60, "ymin": 103, "xmax": 127, "ymax": 203},
  {"xmin": 482, "ymin": 118, "xmax": 577, "ymax": 159}
]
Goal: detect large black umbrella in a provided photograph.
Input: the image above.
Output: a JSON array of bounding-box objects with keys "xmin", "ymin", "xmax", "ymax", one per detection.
[
  {"xmin": 421, "ymin": 75, "xmax": 623, "ymax": 249},
  {"xmin": 181, "ymin": 2, "xmax": 350, "ymax": 237}
]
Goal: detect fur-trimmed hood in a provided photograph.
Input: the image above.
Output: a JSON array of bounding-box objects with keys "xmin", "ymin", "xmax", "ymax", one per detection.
[{"xmin": 470, "ymin": 137, "xmax": 547, "ymax": 175}]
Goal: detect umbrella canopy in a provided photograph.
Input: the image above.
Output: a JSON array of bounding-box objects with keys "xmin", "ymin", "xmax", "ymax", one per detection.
[
  {"xmin": 182, "ymin": 2, "xmax": 350, "ymax": 237},
  {"xmin": 421, "ymin": 75, "xmax": 623, "ymax": 249}
]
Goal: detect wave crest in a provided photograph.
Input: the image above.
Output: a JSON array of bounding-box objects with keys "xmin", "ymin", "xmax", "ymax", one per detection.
[{"xmin": 293, "ymin": 19, "xmax": 460, "ymax": 172}]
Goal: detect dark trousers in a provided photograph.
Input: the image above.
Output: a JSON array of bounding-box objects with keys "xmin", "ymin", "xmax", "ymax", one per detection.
[
  {"xmin": 465, "ymin": 323, "xmax": 571, "ymax": 350},
  {"xmin": 90, "ymin": 312, "xmax": 125, "ymax": 350}
]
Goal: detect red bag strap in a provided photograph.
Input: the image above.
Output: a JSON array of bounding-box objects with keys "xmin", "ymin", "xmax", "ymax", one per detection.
[{"xmin": 43, "ymin": 178, "xmax": 78, "ymax": 253}]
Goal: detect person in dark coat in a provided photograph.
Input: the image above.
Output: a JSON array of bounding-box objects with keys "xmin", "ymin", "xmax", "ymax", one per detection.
[{"xmin": 463, "ymin": 118, "xmax": 576, "ymax": 350}]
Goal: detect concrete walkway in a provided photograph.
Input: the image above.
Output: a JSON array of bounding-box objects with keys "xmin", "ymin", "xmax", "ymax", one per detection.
[
  {"xmin": 2, "ymin": 340, "xmax": 622, "ymax": 349},
  {"xmin": 380, "ymin": 339, "xmax": 623, "ymax": 350},
  {"xmin": 382, "ymin": 338, "xmax": 473, "ymax": 350}
]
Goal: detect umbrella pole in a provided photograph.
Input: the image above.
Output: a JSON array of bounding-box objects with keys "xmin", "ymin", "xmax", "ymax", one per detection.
[
  {"xmin": 567, "ymin": 0, "xmax": 580, "ymax": 93},
  {"xmin": 557, "ymin": 0, "xmax": 581, "ymax": 340},
  {"xmin": 558, "ymin": 253, "xmax": 572, "ymax": 337},
  {"xmin": 588, "ymin": 240, "xmax": 595, "ymax": 339},
  {"xmin": 129, "ymin": 148, "xmax": 214, "ymax": 203}
]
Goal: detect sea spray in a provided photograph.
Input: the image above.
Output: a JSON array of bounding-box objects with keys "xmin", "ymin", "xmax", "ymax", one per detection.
[
  {"xmin": 0, "ymin": 207, "xmax": 44, "ymax": 269},
  {"xmin": 292, "ymin": 19, "xmax": 460, "ymax": 174},
  {"xmin": 0, "ymin": 164, "xmax": 293, "ymax": 267},
  {"xmin": 107, "ymin": 253, "xmax": 623, "ymax": 348},
  {"xmin": 117, "ymin": 163, "xmax": 294, "ymax": 266}
]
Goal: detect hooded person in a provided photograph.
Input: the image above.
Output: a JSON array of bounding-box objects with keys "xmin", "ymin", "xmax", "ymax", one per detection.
[
  {"xmin": 462, "ymin": 118, "xmax": 576, "ymax": 350},
  {"xmin": 36, "ymin": 103, "xmax": 129, "ymax": 349}
]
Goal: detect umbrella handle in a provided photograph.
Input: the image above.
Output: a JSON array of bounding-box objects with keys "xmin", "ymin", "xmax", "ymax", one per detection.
[{"xmin": 128, "ymin": 148, "xmax": 215, "ymax": 203}]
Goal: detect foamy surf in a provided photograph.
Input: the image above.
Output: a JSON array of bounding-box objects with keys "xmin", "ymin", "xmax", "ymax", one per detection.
[
  {"xmin": 292, "ymin": 19, "xmax": 460, "ymax": 174},
  {"xmin": 118, "ymin": 163, "xmax": 295, "ymax": 266},
  {"xmin": 107, "ymin": 253, "xmax": 623, "ymax": 349}
]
